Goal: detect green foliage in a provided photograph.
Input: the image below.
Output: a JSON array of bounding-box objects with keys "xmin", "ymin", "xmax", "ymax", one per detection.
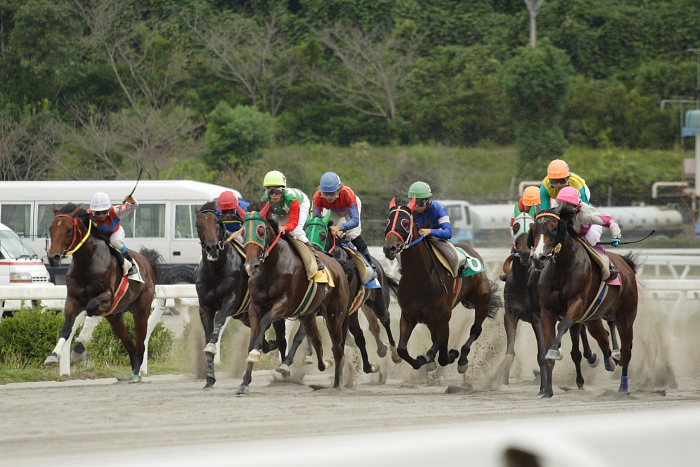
[
  {"xmin": 0, "ymin": 307, "xmax": 63, "ymax": 367},
  {"xmin": 204, "ymin": 102, "xmax": 275, "ymax": 172},
  {"xmin": 88, "ymin": 313, "xmax": 174, "ymax": 367}
]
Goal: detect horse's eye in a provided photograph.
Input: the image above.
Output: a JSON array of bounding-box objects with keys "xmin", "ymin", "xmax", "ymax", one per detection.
[
  {"xmin": 319, "ymin": 232, "xmax": 327, "ymax": 242},
  {"xmin": 256, "ymin": 225, "xmax": 266, "ymax": 238},
  {"xmin": 400, "ymin": 219, "xmax": 410, "ymax": 231},
  {"xmin": 513, "ymin": 224, "xmax": 520, "ymax": 235}
]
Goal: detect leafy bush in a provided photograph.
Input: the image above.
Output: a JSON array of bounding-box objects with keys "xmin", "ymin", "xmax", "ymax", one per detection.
[
  {"xmin": 0, "ymin": 306, "xmax": 63, "ymax": 367},
  {"xmin": 88, "ymin": 313, "xmax": 174, "ymax": 367}
]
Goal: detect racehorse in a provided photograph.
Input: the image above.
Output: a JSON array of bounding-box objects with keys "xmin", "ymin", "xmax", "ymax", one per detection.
[
  {"xmin": 504, "ymin": 212, "xmax": 598, "ymax": 393},
  {"xmin": 195, "ymin": 201, "xmax": 287, "ymax": 389},
  {"xmin": 531, "ymin": 209, "xmax": 638, "ymax": 398},
  {"xmin": 383, "ymin": 197, "xmax": 500, "ymax": 372},
  {"xmin": 46, "ymin": 203, "xmax": 157, "ymax": 382},
  {"xmin": 306, "ymin": 213, "xmax": 401, "ymax": 366},
  {"xmin": 237, "ymin": 208, "xmax": 350, "ymax": 394}
]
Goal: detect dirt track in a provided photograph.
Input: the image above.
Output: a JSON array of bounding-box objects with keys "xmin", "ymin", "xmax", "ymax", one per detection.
[{"xmin": 3, "ymin": 297, "xmax": 700, "ymax": 465}]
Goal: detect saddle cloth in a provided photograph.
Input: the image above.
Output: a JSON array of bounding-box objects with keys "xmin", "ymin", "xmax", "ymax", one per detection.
[
  {"xmin": 576, "ymin": 238, "xmax": 615, "ymax": 283},
  {"xmin": 430, "ymin": 241, "xmax": 485, "ymax": 278},
  {"xmin": 288, "ymin": 237, "xmax": 334, "ymax": 286}
]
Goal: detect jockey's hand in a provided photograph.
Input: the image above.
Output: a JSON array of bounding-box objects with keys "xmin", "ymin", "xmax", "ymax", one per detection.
[
  {"xmin": 125, "ymin": 195, "xmax": 136, "ymax": 204},
  {"xmin": 418, "ymin": 228, "xmax": 432, "ymax": 237},
  {"xmin": 330, "ymin": 225, "xmax": 343, "ymax": 237},
  {"xmin": 278, "ymin": 225, "xmax": 287, "ymax": 234},
  {"xmin": 611, "ymin": 237, "xmax": 621, "ymax": 247}
]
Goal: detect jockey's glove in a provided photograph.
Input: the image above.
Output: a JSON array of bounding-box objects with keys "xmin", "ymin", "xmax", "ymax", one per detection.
[{"xmin": 611, "ymin": 237, "xmax": 621, "ymax": 247}]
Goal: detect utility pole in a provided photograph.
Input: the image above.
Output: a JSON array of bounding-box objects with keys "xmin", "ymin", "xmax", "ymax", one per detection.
[
  {"xmin": 688, "ymin": 48, "xmax": 700, "ymax": 104},
  {"xmin": 524, "ymin": 0, "xmax": 545, "ymax": 47}
]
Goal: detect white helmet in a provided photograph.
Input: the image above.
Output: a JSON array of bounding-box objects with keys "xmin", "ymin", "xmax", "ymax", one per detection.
[{"xmin": 90, "ymin": 192, "xmax": 111, "ymax": 211}]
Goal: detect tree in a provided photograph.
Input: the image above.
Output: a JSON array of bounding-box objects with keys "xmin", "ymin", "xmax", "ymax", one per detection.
[{"xmin": 501, "ymin": 43, "xmax": 573, "ymax": 178}]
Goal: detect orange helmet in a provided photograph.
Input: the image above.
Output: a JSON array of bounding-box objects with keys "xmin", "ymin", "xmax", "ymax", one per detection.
[
  {"xmin": 218, "ymin": 191, "xmax": 239, "ymax": 210},
  {"xmin": 547, "ymin": 159, "xmax": 570, "ymax": 179},
  {"xmin": 522, "ymin": 186, "xmax": 541, "ymax": 206}
]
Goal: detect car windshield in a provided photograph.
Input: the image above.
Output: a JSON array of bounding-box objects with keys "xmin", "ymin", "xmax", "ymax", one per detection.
[{"xmin": 0, "ymin": 230, "xmax": 39, "ymax": 259}]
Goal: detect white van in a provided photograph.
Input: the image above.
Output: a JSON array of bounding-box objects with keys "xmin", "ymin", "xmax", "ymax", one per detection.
[
  {"xmin": 0, "ymin": 222, "xmax": 51, "ymax": 285},
  {"xmin": 0, "ymin": 180, "xmax": 244, "ymax": 284}
]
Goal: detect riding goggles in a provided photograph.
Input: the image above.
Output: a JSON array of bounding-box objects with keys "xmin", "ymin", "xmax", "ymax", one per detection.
[
  {"xmin": 220, "ymin": 209, "xmax": 236, "ymax": 216},
  {"xmin": 550, "ymin": 177, "xmax": 569, "ymax": 186},
  {"xmin": 265, "ymin": 187, "xmax": 285, "ymax": 196},
  {"xmin": 322, "ymin": 190, "xmax": 339, "ymax": 198},
  {"xmin": 93, "ymin": 209, "xmax": 109, "ymax": 216},
  {"xmin": 415, "ymin": 198, "xmax": 430, "ymax": 207}
]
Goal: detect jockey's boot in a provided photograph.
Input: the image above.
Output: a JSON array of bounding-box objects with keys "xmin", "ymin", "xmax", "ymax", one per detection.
[
  {"xmin": 122, "ymin": 250, "xmax": 137, "ymax": 276},
  {"xmin": 305, "ymin": 242, "xmax": 325, "ymax": 270},
  {"xmin": 608, "ymin": 262, "xmax": 619, "ymax": 281}
]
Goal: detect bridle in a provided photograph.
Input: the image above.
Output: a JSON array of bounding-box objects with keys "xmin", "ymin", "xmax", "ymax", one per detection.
[
  {"xmin": 242, "ymin": 211, "xmax": 282, "ymax": 264},
  {"xmin": 385, "ymin": 206, "xmax": 417, "ymax": 254},
  {"xmin": 512, "ymin": 212, "xmax": 534, "ymax": 253},
  {"xmin": 533, "ymin": 211, "xmax": 564, "ymax": 263},
  {"xmin": 55, "ymin": 214, "xmax": 93, "ymax": 256},
  {"xmin": 197, "ymin": 209, "xmax": 227, "ymax": 251}
]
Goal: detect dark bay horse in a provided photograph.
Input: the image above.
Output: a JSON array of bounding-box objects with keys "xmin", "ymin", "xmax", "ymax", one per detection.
[
  {"xmin": 237, "ymin": 208, "xmax": 350, "ymax": 395},
  {"xmin": 531, "ymin": 209, "xmax": 638, "ymax": 398},
  {"xmin": 46, "ymin": 203, "xmax": 156, "ymax": 382},
  {"xmin": 383, "ymin": 198, "xmax": 500, "ymax": 372},
  {"xmin": 504, "ymin": 212, "xmax": 598, "ymax": 393},
  {"xmin": 306, "ymin": 213, "xmax": 401, "ymax": 365},
  {"xmin": 195, "ymin": 201, "xmax": 287, "ymax": 389}
]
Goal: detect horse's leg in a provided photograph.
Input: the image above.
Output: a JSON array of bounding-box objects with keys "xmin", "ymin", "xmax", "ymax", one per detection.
[
  {"xmin": 348, "ymin": 312, "xmax": 376, "ymax": 373},
  {"xmin": 545, "ymin": 298, "xmax": 582, "ymax": 360},
  {"xmin": 199, "ymin": 304, "xmax": 216, "ymax": 389},
  {"xmin": 272, "ymin": 319, "xmax": 287, "ymax": 361},
  {"xmin": 131, "ymin": 297, "xmax": 151, "ymax": 382},
  {"xmin": 615, "ymin": 308, "xmax": 635, "ymax": 393},
  {"xmin": 237, "ymin": 303, "xmax": 263, "ymax": 396},
  {"xmin": 435, "ymin": 318, "xmax": 457, "ymax": 367},
  {"xmin": 503, "ymin": 310, "xmax": 519, "ymax": 385},
  {"xmin": 46, "ymin": 297, "xmax": 82, "ymax": 366},
  {"xmin": 71, "ymin": 316, "xmax": 100, "ymax": 363},
  {"xmin": 583, "ymin": 318, "xmax": 615, "ymax": 371},
  {"xmin": 608, "ymin": 320, "xmax": 621, "ymax": 362},
  {"xmin": 580, "ymin": 325, "xmax": 599, "ymax": 366},
  {"xmin": 277, "ymin": 324, "xmax": 305, "ymax": 376},
  {"xmin": 540, "ymin": 309, "xmax": 558, "ymax": 398},
  {"xmin": 361, "ymin": 305, "xmax": 388, "ymax": 358},
  {"xmin": 569, "ymin": 324, "xmax": 585, "ymax": 390},
  {"xmin": 530, "ymin": 315, "xmax": 547, "ymax": 396},
  {"xmin": 458, "ymin": 282, "xmax": 491, "ymax": 374},
  {"xmin": 373, "ymin": 284, "xmax": 401, "ymax": 363},
  {"xmin": 105, "ymin": 313, "xmax": 138, "ymax": 379},
  {"xmin": 323, "ymin": 299, "xmax": 349, "ymax": 389},
  {"xmin": 397, "ymin": 313, "xmax": 425, "ymax": 369},
  {"xmin": 86, "ymin": 290, "xmax": 114, "ymax": 317}
]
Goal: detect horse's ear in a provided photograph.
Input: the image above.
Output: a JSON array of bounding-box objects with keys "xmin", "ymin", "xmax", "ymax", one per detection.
[
  {"xmin": 71, "ymin": 205, "xmax": 82, "ymax": 217},
  {"xmin": 260, "ymin": 202, "xmax": 271, "ymax": 220},
  {"xmin": 52, "ymin": 205, "xmax": 60, "ymax": 216},
  {"xmin": 323, "ymin": 209, "xmax": 331, "ymax": 224},
  {"xmin": 389, "ymin": 197, "xmax": 397, "ymax": 209},
  {"xmin": 407, "ymin": 195, "xmax": 417, "ymax": 212}
]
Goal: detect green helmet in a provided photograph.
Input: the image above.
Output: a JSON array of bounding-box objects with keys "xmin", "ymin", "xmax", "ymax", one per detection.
[
  {"xmin": 263, "ymin": 170, "xmax": 286, "ymax": 187},
  {"xmin": 408, "ymin": 181, "xmax": 432, "ymax": 199}
]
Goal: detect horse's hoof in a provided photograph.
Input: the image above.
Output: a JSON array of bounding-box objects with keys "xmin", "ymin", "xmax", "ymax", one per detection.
[
  {"xmin": 426, "ymin": 361, "xmax": 437, "ymax": 373},
  {"xmin": 276, "ymin": 363, "xmax": 290, "ymax": 377},
  {"xmin": 247, "ymin": 349, "xmax": 261, "ymax": 363},
  {"xmin": 457, "ymin": 363, "xmax": 468, "ymax": 374},
  {"xmin": 203, "ymin": 343, "xmax": 217, "ymax": 355},
  {"xmin": 587, "ymin": 354, "xmax": 599, "ymax": 367},
  {"xmin": 604, "ymin": 356, "xmax": 617, "ymax": 372},
  {"xmin": 70, "ymin": 350, "xmax": 86, "ymax": 363},
  {"xmin": 130, "ymin": 374, "xmax": 142, "ymax": 383},
  {"xmin": 545, "ymin": 349, "xmax": 561, "ymax": 360},
  {"xmin": 540, "ymin": 392, "xmax": 553, "ymax": 399},
  {"xmin": 376, "ymin": 344, "xmax": 388, "ymax": 358},
  {"xmin": 304, "ymin": 355, "xmax": 314, "ymax": 365},
  {"xmin": 203, "ymin": 377, "xmax": 216, "ymax": 390},
  {"xmin": 44, "ymin": 353, "xmax": 58, "ymax": 367},
  {"xmin": 390, "ymin": 346, "xmax": 401, "ymax": 364},
  {"xmin": 612, "ymin": 349, "xmax": 621, "ymax": 361},
  {"xmin": 236, "ymin": 385, "xmax": 250, "ymax": 396}
]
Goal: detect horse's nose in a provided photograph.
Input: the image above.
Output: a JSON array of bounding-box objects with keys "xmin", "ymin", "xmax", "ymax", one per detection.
[
  {"xmin": 383, "ymin": 245, "xmax": 396, "ymax": 260},
  {"xmin": 245, "ymin": 262, "xmax": 259, "ymax": 276},
  {"xmin": 519, "ymin": 252, "xmax": 530, "ymax": 265},
  {"xmin": 205, "ymin": 244, "xmax": 219, "ymax": 261},
  {"xmin": 48, "ymin": 254, "xmax": 61, "ymax": 267}
]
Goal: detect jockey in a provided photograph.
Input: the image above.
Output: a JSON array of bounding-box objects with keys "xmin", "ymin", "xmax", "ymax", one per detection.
[
  {"xmin": 89, "ymin": 192, "xmax": 138, "ymax": 275},
  {"xmin": 217, "ymin": 190, "xmax": 248, "ymax": 236},
  {"xmin": 409, "ymin": 181, "xmax": 466, "ymax": 275},
  {"xmin": 556, "ymin": 186, "xmax": 621, "ymax": 279},
  {"xmin": 312, "ymin": 171, "xmax": 376, "ymax": 271},
  {"xmin": 260, "ymin": 170, "xmax": 325, "ymax": 270},
  {"xmin": 540, "ymin": 158, "xmax": 602, "ymax": 246},
  {"xmin": 510, "ymin": 185, "xmax": 541, "ymax": 228}
]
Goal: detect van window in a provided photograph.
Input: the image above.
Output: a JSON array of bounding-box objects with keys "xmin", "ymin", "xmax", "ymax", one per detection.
[
  {"xmin": 37, "ymin": 203, "xmax": 69, "ymax": 238},
  {"xmin": 1, "ymin": 203, "xmax": 31, "ymax": 237},
  {"xmin": 0, "ymin": 230, "xmax": 36, "ymax": 259},
  {"xmin": 445, "ymin": 205, "xmax": 462, "ymax": 222},
  {"xmin": 128, "ymin": 203, "xmax": 165, "ymax": 238},
  {"xmin": 175, "ymin": 204, "xmax": 200, "ymax": 239}
]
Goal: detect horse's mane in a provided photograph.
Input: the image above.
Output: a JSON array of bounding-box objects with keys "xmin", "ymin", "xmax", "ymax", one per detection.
[
  {"xmin": 200, "ymin": 200, "xmax": 217, "ymax": 212},
  {"xmin": 59, "ymin": 203, "xmax": 110, "ymax": 242}
]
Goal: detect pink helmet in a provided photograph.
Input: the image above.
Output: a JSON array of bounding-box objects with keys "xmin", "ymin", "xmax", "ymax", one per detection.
[{"xmin": 556, "ymin": 186, "xmax": 581, "ymax": 206}]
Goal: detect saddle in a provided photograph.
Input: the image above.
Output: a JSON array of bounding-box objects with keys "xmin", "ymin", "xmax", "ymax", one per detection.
[
  {"xmin": 340, "ymin": 245, "xmax": 375, "ymax": 285},
  {"xmin": 575, "ymin": 238, "xmax": 620, "ymax": 285},
  {"xmin": 429, "ymin": 241, "xmax": 485, "ymax": 278},
  {"xmin": 287, "ymin": 237, "xmax": 334, "ymax": 286}
]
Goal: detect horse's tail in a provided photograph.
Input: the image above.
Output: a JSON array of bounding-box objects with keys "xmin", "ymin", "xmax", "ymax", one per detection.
[
  {"xmin": 487, "ymin": 280, "xmax": 502, "ymax": 320},
  {"xmin": 620, "ymin": 252, "xmax": 641, "ymax": 274},
  {"xmin": 139, "ymin": 247, "xmax": 163, "ymax": 280}
]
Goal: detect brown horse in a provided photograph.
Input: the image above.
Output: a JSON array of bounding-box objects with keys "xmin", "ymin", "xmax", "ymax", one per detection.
[
  {"xmin": 530, "ymin": 209, "xmax": 638, "ymax": 398},
  {"xmin": 46, "ymin": 203, "xmax": 156, "ymax": 382},
  {"xmin": 195, "ymin": 201, "xmax": 287, "ymax": 389},
  {"xmin": 383, "ymin": 198, "xmax": 500, "ymax": 372},
  {"xmin": 504, "ymin": 212, "xmax": 599, "ymax": 393},
  {"xmin": 236, "ymin": 208, "xmax": 350, "ymax": 395}
]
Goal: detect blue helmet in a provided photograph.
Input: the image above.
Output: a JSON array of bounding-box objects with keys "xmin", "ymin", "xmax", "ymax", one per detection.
[{"xmin": 319, "ymin": 172, "xmax": 342, "ymax": 193}]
